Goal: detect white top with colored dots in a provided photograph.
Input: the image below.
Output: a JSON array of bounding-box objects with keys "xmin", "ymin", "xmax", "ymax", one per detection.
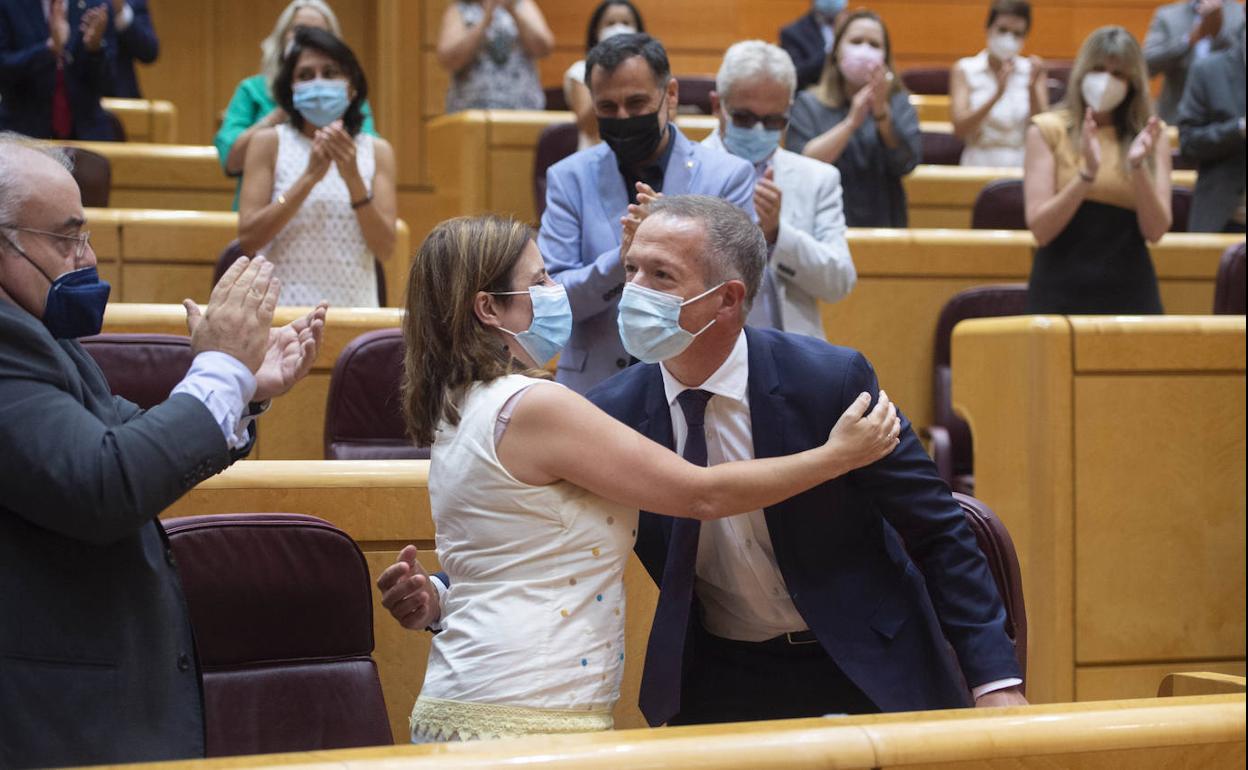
[{"xmin": 414, "ymin": 374, "xmax": 638, "ymax": 738}]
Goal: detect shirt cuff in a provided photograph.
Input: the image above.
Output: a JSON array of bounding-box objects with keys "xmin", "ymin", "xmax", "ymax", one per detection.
[
  {"xmin": 971, "ymin": 677, "xmax": 1024, "ymax": 700},
  {"xmin": 170, "ymin": 351, "xmax": 258, "ymax": 450},
  {"xmin": 115, "ymin": 3, "xmax": 134, "ymax": 31},
  {"xmin": 428, "ymin": 574, "xmax": 449, "ymax": 632}
]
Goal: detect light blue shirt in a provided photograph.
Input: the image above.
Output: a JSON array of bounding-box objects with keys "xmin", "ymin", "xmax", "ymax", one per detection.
[{"xmin": 170, "ymin": 351, "xmax": 258, "ymax": 450}]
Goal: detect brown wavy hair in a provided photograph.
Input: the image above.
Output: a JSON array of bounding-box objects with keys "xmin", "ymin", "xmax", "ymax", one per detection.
[{"xmin": 401, "ymin": 215, "xmax": 548, "ymax": 447}]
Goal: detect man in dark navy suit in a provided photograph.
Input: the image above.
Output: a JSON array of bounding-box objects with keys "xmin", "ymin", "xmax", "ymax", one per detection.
[
  {"xmin": 105, "ymin": 0, "xmax": 158, "ymax": 98},
  {"xmin": 780, "ymin": 0, "xmax": 845, "ymax": 90},
  {"xmin": 0, "ymin": 0, "xmax": 118, "ymax": 139},
  {"xmin": 382, "ymin": 195, "xmax": 1027, "ymax": 727}
]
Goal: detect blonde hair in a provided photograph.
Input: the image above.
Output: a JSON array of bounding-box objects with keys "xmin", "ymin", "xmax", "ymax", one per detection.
[
  {"xmin": 1061, "ymin": 25, "xmax": 1154, "ymax": 170},
  {"xmin": 815, "ymin": 10, "xmax": 905, "ymax": 109},
  {"xmin": 402, "ymin": 215, "xmax": 548, "ymax": 447},
  {"xmin": 259, "ymin": 0, "xmax": 341, "ymax": 86}
]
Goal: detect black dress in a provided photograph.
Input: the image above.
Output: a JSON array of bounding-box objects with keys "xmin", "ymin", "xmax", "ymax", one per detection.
[{"xmin": 1026, "ymin": 200, "xmax": 1164, "ymax": 314}]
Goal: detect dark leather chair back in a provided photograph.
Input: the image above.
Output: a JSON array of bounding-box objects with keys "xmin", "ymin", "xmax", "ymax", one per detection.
[
  {"xmin": 921, "ymin": 131, "xmax": 965, "ymax": 165},
  {"xmin": 532, "ymin": 122, "xmax": 580, "ymax": 222},
  {"xmin": 900, "ymin": 67, "xmax": 950, "ymax": 95},
  {"xmin": 1214, "ymin": 241, "xmax": 1247, "ymax": 314},
  {"xmin": 80, "ymin": 333, "xmax": 194, "ymax": 409},
  {"xmin": 64, "ymin": 147, "xmax": 112, "ymax": 207},
  {"xmin": 952, "ymin": 493, "xmax": 1028, "ymax": 686},
  {"xmin": 164, "ymin": 513, "xmax": 393, "ymax": 755},
  {"xmin": 972, "ymin": 179, "xmax": 1191, "ymax": 233},
  {"xmin": 675, "ymin": 76, "xmax": 715, "ymax": 114},
  {"xmin": 324, "ymin": 329, "xmax": 429, "ymax": 460},
  {"xmin": 930, "ymin": 284, "xmax": 1028, "ymax": 493},
  {"xmin": 970, "ymin": 179, "xmax": 1028, "ymax": 230},
  {"xmin": 215, "ymin": 241, "xmax": 387, "ymax": 306},
  {"xmin": 544, "ymin": 85, "xmax": 569, "ymax": 112}
]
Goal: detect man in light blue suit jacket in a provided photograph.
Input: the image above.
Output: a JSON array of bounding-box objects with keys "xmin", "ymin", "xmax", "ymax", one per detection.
[{"xmin": 539, "ymin": 33, "xmax": 755, "ymax": 393}]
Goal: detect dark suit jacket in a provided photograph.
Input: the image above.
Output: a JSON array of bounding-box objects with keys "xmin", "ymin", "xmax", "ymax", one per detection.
[
  {"xmin": 587, "ymin": 327, "xmax": 1021, "ymax": 714},
  {"xmin": 0, "ymin": 0, "xmax": 118, "ymax": 140},
  {"xmin": 780, "ymin": 12, "xmax": 828, "ymax": 92},
  {"xmin": 108, "ymin": 0, "xmax": 157, "ymax": 98},
  {"xmin": 1177, "ymin": 43, "xmax": 1246, "ymax": 232},
  {"xmin": 1143, "ymin": 0, "xmax": 1245, "ymax": 123},
  {"xmin": 0, "ymin": 300, "xmax": 246, "ymax": 768}
]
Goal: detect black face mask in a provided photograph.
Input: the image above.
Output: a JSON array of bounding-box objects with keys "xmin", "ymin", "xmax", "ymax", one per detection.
[{"xmin": 599, "ymin": 92, "xmax": 669, "ymax": 167}]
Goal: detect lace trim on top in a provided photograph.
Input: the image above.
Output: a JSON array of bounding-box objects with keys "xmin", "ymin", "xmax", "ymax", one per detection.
[{"xmin": 410, "ymin": 695, "xmax": 613, "ymax": 741}]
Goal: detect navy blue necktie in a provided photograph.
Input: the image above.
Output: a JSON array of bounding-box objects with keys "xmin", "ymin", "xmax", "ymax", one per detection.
[{"xmin": 638, "ymin": 388, "xmax": 711, "ymax": 726}]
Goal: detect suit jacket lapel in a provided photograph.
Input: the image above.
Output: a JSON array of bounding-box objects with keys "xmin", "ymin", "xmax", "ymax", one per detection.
[
  {"xmin": 745, "ymin": 328, "xmax": 791, "ymax": 547},
  {"xmin": 595, "ymin": 150, "xmax": 629, "ymax": 246},
  {"xmin": 636, "ymin": 364, "xmax": 674, "ymax": 451},
  {"xmin": 663, "ymin": 127, "xmax": 697, "ymax": 195}
]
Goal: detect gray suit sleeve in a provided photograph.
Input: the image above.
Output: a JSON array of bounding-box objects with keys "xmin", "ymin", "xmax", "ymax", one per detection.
[
  {"xmin": 1144, "ymin": 7, "xmax": 1192, "ymax": 75},
  {"xmin": 0, "ymin": 324, "xmax": 232, "ymax": 546}
]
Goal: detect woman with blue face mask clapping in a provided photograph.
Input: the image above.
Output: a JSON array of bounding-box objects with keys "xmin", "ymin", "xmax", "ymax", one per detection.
[
  {"xmin": 237, "ymin": 26, "xmax": 397, "ymax": 309},
  {"xmin": 393, "ymin": 214, "xmax": 900, "ymax": 742}
]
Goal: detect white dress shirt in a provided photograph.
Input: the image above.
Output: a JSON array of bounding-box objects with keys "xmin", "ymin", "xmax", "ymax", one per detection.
[
  {"xmin": 659, "ymin": 330, "xmax": 1021, "ymax": 698},
  {"xmin": 169, "ymin": 351, "xmax": 258, "ymax": 449}
]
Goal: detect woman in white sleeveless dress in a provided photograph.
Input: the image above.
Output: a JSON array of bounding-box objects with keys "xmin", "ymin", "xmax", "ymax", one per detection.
[
  {"xmin": 382, "ymin": 214, "xmax": 902, "ymax": 742},
  {"xmin": 950, "ymin": 0, "xmax": 1049, "ymax": 167},
  {"xmin": 237, "ymin": 27, "xmax": 396, "ymax": 308}
]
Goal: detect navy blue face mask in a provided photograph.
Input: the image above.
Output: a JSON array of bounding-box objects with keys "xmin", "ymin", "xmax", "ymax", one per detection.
[{"xmin": 6, "ymin": 243, "xmax": 112, "ymax": 339}]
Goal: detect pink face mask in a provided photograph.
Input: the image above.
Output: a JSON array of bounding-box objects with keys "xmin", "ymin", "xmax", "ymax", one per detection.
[{"xmin": 839, "ymin": 43, "xmax": 885, "ymax": 87}]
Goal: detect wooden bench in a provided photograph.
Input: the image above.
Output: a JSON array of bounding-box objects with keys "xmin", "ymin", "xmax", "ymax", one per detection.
[
  {"xmin": 953, "ymin": 315, "xmax": 1246, "ymax": 704},
  {"xmin": 101, "ymin": 97, "xmax": 179, "ymax": 143},
  {"xmin": 84, "ymin": 208, "xmax": 410, "ymax": 308}
]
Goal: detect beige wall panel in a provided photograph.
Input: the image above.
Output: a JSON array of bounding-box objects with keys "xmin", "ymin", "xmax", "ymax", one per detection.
[
  {"xmin": 121, "ymin": 264, "xmax": 213, "ymax": 305},
  {"xmin": 256, "ymin": 374, "xmax": 332, "ymax": 460},
  {"xmin": 1074, "ymin": 374, "xmax": 1246, "ymax": 664},
  {"xmin": 1072, "ymin": 316, "xmax": 1248, "ymax": 373},
  {"xmin": 97, "ymin": 261, "xmax": 121, "ymax": 293},
  {"xmin": 488, "ymin": 149, "xmax": 540, "ymax": 223},
  {"xmin": 1077, "ymin": 662, "xmax": 1248, "ymax": 703}
]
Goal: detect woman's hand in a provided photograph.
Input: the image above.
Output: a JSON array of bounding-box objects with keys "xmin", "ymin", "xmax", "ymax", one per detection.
[
  {"xmin": 994, "ymin": 58, "xmax": 1015, "ymax": 98},
  {"xmin": 1127, "ymin": 116, "xmax": 1162, "ymax": 172},
  {"xmin": 825, "ymin": 390, "xmax": 901, "ymax": 473},
  {"xmin": 848, "ymin": 78, "xmax": 876, "ymax": 129},
  {"xmin": 868, "ymin": 67, "xmax": 890, "ymax": 117},
  {"xmin": 303, "ymin": 131, "xmax": 333, "ymax": 184},
  {"xmin": 319, "ymin": 120, "xmax": 361, "ymax": 183},
  {"xmin": 1079, "ymin": 107, "xmax": 1101, "ymax": 179}
]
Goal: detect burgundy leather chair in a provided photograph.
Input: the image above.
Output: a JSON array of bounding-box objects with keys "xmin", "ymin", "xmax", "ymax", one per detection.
[
  {"xmin": 80, "ymin": 333, "xmax": 194, "ymax": 409},
  {"xmin": 921, "ymin": 131, "xmax": 965, "ymax": 165},
  {"xmin": 543, "ymin": 85, "xmax": 569, "ymax": 112},
  {"xmin": 1214, "ymin": 241, "xmax": 1246, "ymax": 314},
  {"xmin": 532, "ymin": 122, "xmax": 580, "ymax": 221},
  {"xmin": 952, "ymin": 493, "xmax": 1028, "ymax": 686},
  {"xmin": 215, "ymin": 241, "xmax": 387, "ymax": 306},
  {"xmin": 64, "ymin": 147, "xmax": 112, "ymax": 207},
  {"xmin": 900, "ymin": 67, "xmax": 950, "ymax": 95},
  {"xmin": 926, "ymin": 284, "xmax": 1029, "ymax": 495},
  {"xmin": 164, "ymin": 513, "xmax": 392, "ymax": 755},
  {"xmin": 324, "ymin": 328, "xmax": 429, "ymax": 460},
  {"xmin": 675, "ymin": 75, "xmax": 715, "ymax": 115},
  {"xmin": 972, "ymin": 179, "xmax": 1192, "ymax": 232}
]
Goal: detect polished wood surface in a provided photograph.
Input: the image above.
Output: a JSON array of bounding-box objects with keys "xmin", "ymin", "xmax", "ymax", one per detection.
[
  {"xmin": 158, "ymin": 459, "xmax": 657, "ymax": 741},
  {"xmin": 89, "ymin": 695, "xmax": 1247, "ymax": 769},
  {"xmin": 1161, "ymin": 673, "xmax": 1248, "ymax": 698},
  {"xmin": 952, "ymin": 316, "xmax": 1247, "ymax": 705},
  {"xmin": 102, "ymin": 306, "xmax": 404, "ymax": 461},
  {"xmin": 101, "ymin": 97, "xmax": 179, "ymax": 143},
  {"xmin": 82, "ymin": 209, "xmax": 410, "ymax": 308}
]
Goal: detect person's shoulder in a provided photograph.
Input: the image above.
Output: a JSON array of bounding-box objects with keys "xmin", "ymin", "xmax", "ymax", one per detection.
[
  {"xmin": 585, "ymin": 362, "xmax": 655, "ymax": 413},
  {"xmin": 684, "ymin": 129, "xmax": 752, "ymax": 177},
  {"xmin": 780, "ymin": 11, "xmax": 816, "ymax": 37},
  {"xmin": 955, "ymin": 51, "xmax": 986, "ymax": 74},
  {"xmin": 549, "ymin": 141, "xmax": 612, "ymax": 179},
  {"xmin": 1030, "ymin": 109, "xmax": 1070, "ymax": 139},
  {"xmin": 0, "ymin": 301, "xmax": 65, "ymax": 379},
  {"xmin": 751, "ymin": 326, "xmax": 860, "ymax": 367},
  {"xmin": 774, "ymin": 146, "xmax": 839, "ymax": 184}
]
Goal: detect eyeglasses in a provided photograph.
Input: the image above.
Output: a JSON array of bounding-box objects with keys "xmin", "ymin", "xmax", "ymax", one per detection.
[
  {"xmin": 727, "ymin": 109, "xmax": 790, "ymax": 131},
  {"xmin": 0, "ymin": 224, "xmax": 93, "ymax": 263}
]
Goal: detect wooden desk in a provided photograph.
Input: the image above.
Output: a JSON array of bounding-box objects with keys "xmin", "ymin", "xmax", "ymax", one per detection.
[
  {"xmin": 158, "ymin": 459, "xmax": 657, "ymax": 743},
  {"xmin": 952, "ymin": 316, "xmax": 1247, "ymax": 704},
  {"xmin": 101, "ymin": 97, "xmax": 179, "ymax": 144},
  {"xmin": 95, "ymin": 694, "xmax": 1246, "ymax": 769},
  {"xmin": 84, "ymin": 209, "xmax": 411, "ymax": 308},
  {"xmin": 911, "ymin": 94, "xmax": 951, "ymax": 123},
  {"xmin": 102, "ymin": 306, "xmax": 404, "ymax": 461},
  {"xmin": 60, "ymin": 142, "xmax": 234, "ymax": 211}
]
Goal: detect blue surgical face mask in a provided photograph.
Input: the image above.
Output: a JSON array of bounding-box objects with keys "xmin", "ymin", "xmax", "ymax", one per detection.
[
  {"xmin": 722, "ymin": 117, "xmax": 783, "ymax": 164},
  {"xmin": 41, "ymin": 265, "xmax": 111, "ymax": 339},
  {"xmin": 492, "ymin": 284, "xmax": 572, "ymax": 366},
  {"xmin": 814, "ymin": 0, "xmax": 847, "ymax": 18},
  {"xmin": 617, "ymin": 281, "xmax": 723, "ymax": 364},
  {"xmin": 292, "ymin": 78, "xmax": 350, "ymax": 128}
]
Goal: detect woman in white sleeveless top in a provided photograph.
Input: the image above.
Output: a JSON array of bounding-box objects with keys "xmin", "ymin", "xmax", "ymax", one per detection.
[
  {"xmin": 238, "ymin": 27, "xmax": 396, "ymax": 308},
  {"xmin": 950, "ymin": 0, "xmax": 1048, "ymax": 167},
  {"xmin": 384, "ymin": 215, "xmax": 902, "ymax": 742}
]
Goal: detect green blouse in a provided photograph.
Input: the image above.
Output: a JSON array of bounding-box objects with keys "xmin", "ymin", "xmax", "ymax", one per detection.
[{"xmin": 214, "ymin": 74, "xmax": 377, "ymax": 209}]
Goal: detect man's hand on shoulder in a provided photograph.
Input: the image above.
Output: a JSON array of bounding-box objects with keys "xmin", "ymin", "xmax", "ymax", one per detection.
[{"xmin": 975, "ymin": 686, "xmax": 1028, "ymax": 708}]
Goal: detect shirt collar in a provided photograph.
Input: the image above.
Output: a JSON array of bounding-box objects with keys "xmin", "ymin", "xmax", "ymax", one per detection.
[{"xmin": 659, "ymin": 330, "xmax": 749, "ymax": 408}]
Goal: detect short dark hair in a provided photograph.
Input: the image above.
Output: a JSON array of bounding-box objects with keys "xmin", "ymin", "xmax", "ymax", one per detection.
[
  {"xmin": 274, "ymin": 26, "xmax": 369, "ymax": 136},
  {"xmin": 584, "ymin": 1, "xmax": 645, "ymax": 53},
  {"xmin": 987, "ymin": 0, "xmax": 1031, "ymax": 32},
  {"xmin": 585, "ymin": 32, "xmax": 670, "ymax": 91}
]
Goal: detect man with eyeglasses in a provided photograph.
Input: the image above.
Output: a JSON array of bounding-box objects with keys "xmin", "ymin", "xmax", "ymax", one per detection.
[
  {"xmin": 0, "ymin": 133, "xmax": 327, "ymax": 768},
  {"xmin": 704, "ymin": 40, "xmax": 856, "ymax": 339}
]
